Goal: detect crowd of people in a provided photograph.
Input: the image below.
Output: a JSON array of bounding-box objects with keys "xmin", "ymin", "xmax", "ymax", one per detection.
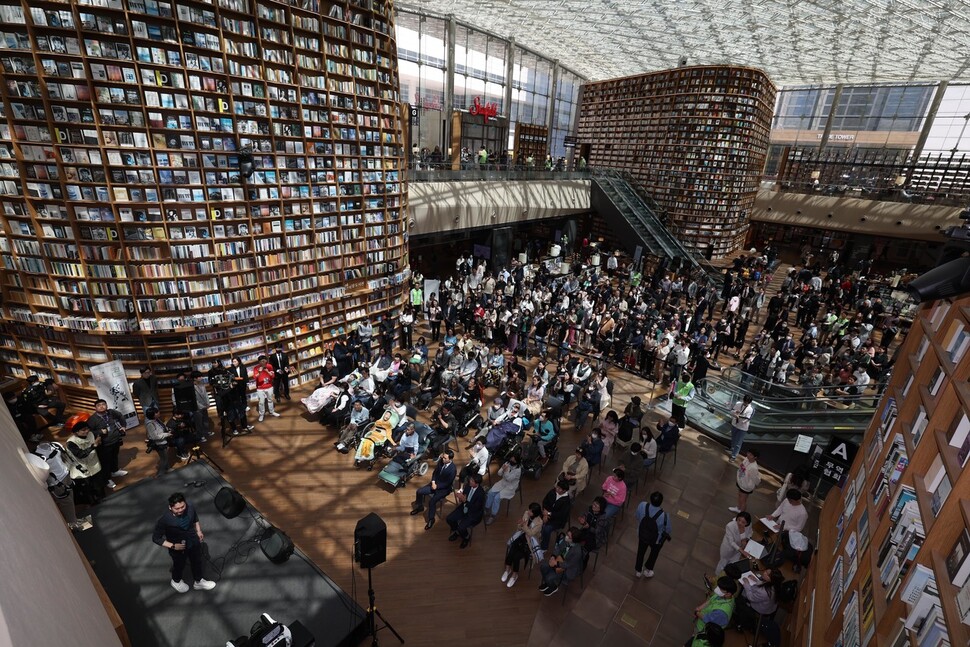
[
  {"xmin": 6, "ymin": 231, "xmax": 911, "ymax": 645},
  {"xmin": 411, "ymin": 143, "xmax": 587, "ymax": 174}
]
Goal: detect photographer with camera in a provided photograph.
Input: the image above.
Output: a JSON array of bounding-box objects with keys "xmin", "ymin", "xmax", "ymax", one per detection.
[
  {"xmin": 64, "ymin": 420, "xmax": 105, "ymax": 505},
  {"xmin": 87, "ymin": 399, "xmax": 128, "ymax": 489},
  {"xmin": 166, "ymin": 410, "xmax": 195, "ymax": 462}
]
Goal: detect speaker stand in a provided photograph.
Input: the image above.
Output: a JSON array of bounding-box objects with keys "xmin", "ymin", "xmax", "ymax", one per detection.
[{"xmin": 365, "ymin": 567, "xmax": 403, "ymax": 646}]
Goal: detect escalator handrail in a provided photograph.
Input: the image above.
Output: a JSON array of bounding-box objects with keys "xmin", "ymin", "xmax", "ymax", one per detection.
[{"xmin": 702, "ymin": 373, "xmax": 877, "ymax": 411}]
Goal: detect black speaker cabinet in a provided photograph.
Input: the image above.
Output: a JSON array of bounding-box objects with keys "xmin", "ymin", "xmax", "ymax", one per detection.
[
  {"xmin": 260, "ymin": 526, "xmax": 295, "ymax": 564},
  {"xmin": 354, "ymin": 513, "xmax": 387, "ymax": 569},
  {"xmin": 172, "ymin": 382, "xmax": 197, "ymax": 413},
  {"xmin": 214, "ymin": 487, "xmax": 246, "ymax": 519}
]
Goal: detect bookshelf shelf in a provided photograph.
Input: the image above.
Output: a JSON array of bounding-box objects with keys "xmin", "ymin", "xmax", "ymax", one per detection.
[
  {"xmin": 792, "ymin": 296, "xmax": 970, "ymax": 647},
  {"xmin": 576, "ymin": 66, "xmax": 775, "ymax": 258},
  {"xmin": 0, "ymin": 0, "xmax": 408, "ymax": 395}
]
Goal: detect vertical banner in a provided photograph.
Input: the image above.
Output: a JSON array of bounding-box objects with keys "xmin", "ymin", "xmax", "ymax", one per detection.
[{"xmin": 90, "ymin": 360, "xmax": 139, "ymax": 429}]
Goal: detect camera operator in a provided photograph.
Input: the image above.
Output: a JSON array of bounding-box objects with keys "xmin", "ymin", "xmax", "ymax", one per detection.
[
  {"xmin": 166, "ymin": 410, "xmax": 195, "ymax": 462},
  {"xmin": 145, "ymin": 409, "xmax": 173, "ymax": 477}
]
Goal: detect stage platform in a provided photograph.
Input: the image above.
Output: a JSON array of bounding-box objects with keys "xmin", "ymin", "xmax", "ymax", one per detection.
[{"xmin": 76, "ymin": 461, "xmax": 367, "ymax": 647}]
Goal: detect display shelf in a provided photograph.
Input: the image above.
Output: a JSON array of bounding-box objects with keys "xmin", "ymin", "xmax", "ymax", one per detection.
[
  {"xmin": 512, "ymin": 122, "xmax": 548, "ymax": 163},
  {"xmin": 792, "ymin": 296, "xmax": 970, "ymax": 647},
  {"xmin": 576, "ymin": 66, "xmax": 775, "ymax": 257},
  {"xmin": 0, "ymin": 0, "xmax": 408, "ymax": 396}
]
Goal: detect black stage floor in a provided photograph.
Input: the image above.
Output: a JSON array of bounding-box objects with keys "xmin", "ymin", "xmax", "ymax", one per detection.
[{"xmin": 76, "ymin": 461, "xmax": 367, "ymax": 647}]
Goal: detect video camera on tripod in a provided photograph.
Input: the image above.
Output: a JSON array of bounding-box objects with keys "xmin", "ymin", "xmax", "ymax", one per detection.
[{"xmin": 226, "ymin": 613, "xmax": 292, "ymax": 647}]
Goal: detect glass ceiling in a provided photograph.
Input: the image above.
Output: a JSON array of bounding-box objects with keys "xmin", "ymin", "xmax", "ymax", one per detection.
[{"xmin": 398, "ymin": 0, "xmax": 970, "ymax": 86}]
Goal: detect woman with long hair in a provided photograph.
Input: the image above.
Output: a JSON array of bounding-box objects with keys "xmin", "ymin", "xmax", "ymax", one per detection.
[{"xmin": 501, "ymin": 502, "xmax": 543, "ymax": 588}]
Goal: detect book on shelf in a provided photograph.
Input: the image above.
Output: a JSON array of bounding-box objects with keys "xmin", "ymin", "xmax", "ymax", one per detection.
[{"xmin": 947, "ymin": 528, "xmax": 970, "ymax": 588}]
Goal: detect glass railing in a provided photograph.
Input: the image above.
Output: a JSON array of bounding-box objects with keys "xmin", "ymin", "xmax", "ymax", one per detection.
[{"xmin": 407, "ymin": 167, "xmax": 592, "ymax": 182}]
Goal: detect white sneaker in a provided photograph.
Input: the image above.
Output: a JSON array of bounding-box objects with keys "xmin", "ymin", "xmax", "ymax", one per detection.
[
  {"xmin": 258, "ymin": 415, "xmax": 264, "ymax": 422},
  {"xmin": 106, "ymin": 480, "xmax": 117, "ymax": 489},
  {"xmin": 728, "ymin": 506, "xmax": 741, "ymax": 513},
  {"xmin": 193, "ymin": 579, "xmax": 216, "ymax": 591},
  {"xmin": 111, "ymin": 470, "xmax": 128, "ymax": 478},
  {"xmin": 635, "ymin": 570, "xmax": 642, "ymax": 578},
  {"xmin": 501, "ymin": 569, "xmax": 511, "ymax": 583},
  {"xmin": 507, "ymin": 573, "xmax": 518, "ymax": 588},
  {"xmin": 643, "ymin": 570, "xmax": 655, "ymax": 578},
  {"xmin": 171, "ymin": 580, "xmax": 189, "ymax": 594},
  {"xmin": 245, "ymin": 406, "xmax": 250, "ymax": 412},
  {"xmin": 270, "ymin": 412, "xmax": 281, "ymax": 417}
]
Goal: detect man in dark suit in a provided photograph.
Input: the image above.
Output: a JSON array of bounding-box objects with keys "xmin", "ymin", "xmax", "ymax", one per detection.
[
  {"xmin": 446, "ymin": 472, "xmax": 485, "ymax": 548},
  {"xmin": 540, "ymin": 479, "xmax": 573, "ymax": 550},
  {"xmin": 410, "ymin": 450, "xmax": 456, "ymax": 530},
  {"xmin": 268, "ymin": 345, "xmax": 290, "ymax": 402}
]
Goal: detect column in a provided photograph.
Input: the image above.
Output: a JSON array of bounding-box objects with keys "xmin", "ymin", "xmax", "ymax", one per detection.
[
  {"xmin": 443, "ymin": 15, "xmax": 456, "ymax": 165},
  {"xmin": 817, "ymin": 84, "xmax": 843, "ymax": 152}
]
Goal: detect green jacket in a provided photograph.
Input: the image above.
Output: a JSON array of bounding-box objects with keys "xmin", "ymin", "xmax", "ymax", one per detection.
[
  {"xmin": 672, "ymin": 380, "xmax": 695, "ymax": 407},
  {"xmin": 694, "ymin": 594, "xmax": 735, "ymax": 632}
]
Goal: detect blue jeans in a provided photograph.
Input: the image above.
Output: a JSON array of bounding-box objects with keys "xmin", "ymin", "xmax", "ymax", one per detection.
[
  {"xmin": 485, "ymin": 489, "xmax": 502, "ymax": 516},
  {"xmin": 602, "ymin": 503, "xmax": 622, "ymax": 521},
  {"xmin": 730, "ymin": 426, "xmax": 746, "ymax": 459}
]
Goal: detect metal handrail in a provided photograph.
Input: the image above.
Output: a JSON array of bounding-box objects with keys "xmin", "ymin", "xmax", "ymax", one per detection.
[{"xmin": 704, "ymin": 368, "xmax": 878, "ymax": 410}]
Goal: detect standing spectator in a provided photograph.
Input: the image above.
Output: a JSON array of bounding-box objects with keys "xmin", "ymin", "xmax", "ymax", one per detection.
[
  {"xmin": 63, "ymin": 421, "xmax": 105, "ymax": 505},
  {"xmin": 729, "ymin": 395, "xmax": 755, "ymax": 460},
  {"xmin": 357, "ymin": 320, "xmax": 374, "ymax": 360},
  {"xmin": 87, "ymin": 398, "xmax": 127, "ymax": 489},
  {"xmin": 152, "ymin": 492, "xmax": 217, "ymax": 594},
  {"xmin": 400, "ymin": 306, "xmax": 415, "ymax": 350},
  {"xmin": 670, "ymin": 372, "xmax": 696, "ymax": 427},
  {"xmin": 409, "ymin": 283, "xmax": 423, "ymax": 319},
  {"xmin": 730, "ymin": 449, "xmax": 761, "ymax": 513},
  {"xmin": 31, "ymin": 441, "xmax": 82, "ymax": 530},
  {"xmin": 131, "ymin": 367, "xmax": 160, "ymax": 419},
  {"xmin": 227, "ymin": 357, "xmax": 252, "ymax": 430},
  {"xmin": 4, "ymin": 390, "xmax": 40, "ymax": 442},
  {"xmin": 715, "ymin": 511, "xmax": 753, "ymax": 574},
  {"xmin": 428, "ymin": 298, "xmax": 443, "ymax": 342},
  {"xmin": 252, "ymin": 356, "xmax": 280, "ymax": 423},
  {"xmin": 190, "ymin": 371, "xmax": 213, "ymax": 441},
  {"xmin": 145, "ymin": 409, "xmax": 173, "ymax": 478},
  {"xmin": 269, "ymin": 345, "xmax": 291, "ymax": 402},
  {"xmin": 634, "ymin": 490, "xmax": 672, "ymax": 578}
]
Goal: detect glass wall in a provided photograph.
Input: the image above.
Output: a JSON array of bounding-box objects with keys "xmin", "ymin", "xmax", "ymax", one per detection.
[
  {"xmin": 394, "ymin": 7, "xmax": 584, "ymax": 160},
  {"xmin": 922, "ymin": 84, "xmax": 970, "ymax": 154},
  {"xmin": 395, "ymin": 12, "xmax": 448, "ymax": 160}
]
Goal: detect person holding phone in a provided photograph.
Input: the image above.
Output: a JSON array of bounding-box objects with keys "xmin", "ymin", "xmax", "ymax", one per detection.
[{"xmin": 152, "ymin": 492, "xmax": 216, "ymax": 594}]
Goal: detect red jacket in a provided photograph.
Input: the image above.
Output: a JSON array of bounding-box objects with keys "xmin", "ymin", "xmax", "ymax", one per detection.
[{"xmin": 253, "ymin": 364, "xmax": 275, "ymax": 390}]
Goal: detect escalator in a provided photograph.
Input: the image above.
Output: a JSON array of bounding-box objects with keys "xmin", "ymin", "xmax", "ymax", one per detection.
[
  {"xmin": 655, "ymin": 367, "xmax": 875, "ymax": 447},
  {"xmin": 591, "ymin": 170, "xmax": 717, "ymax": 279}
]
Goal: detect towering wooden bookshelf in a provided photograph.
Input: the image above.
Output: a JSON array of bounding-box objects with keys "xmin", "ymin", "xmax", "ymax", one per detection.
[
  {"xmin": 0, "ymin": 0, "xmax": 408, "ymax": 396},
  {"xmin": 513, "ymin": 123, "xmax": 547, "ymax": 163},
  {"xmin": 575, "ymin": 65, "xmax": 775, "ymax": 258},
  {"xmin": 790, "ymin": 294, "xmax": 970, "ymax": 647}
]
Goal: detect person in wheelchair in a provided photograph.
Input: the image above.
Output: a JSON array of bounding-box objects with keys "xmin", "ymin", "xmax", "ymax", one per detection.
[
  {"xmin": 427, "ymin": 402, "xmax": 458, "ymax": 458},
  {"xmin": 475, "ymin": 400, "xmax": 526, "ymax": 453},
  {"xmin": 532, "ymin": 410, "xmax": 557, "ymax": 465},
  {"xmin": 334, "ymin": 400, "xmax": 370, "ymax": 453},
  {"xmin": 390, "ymin": 422, "xmax": 420, "ymax": 468},
  {"xmin": 319, "ymin": 382, "xmax": 352, "ymax": 427},
  {"xmin": 348, "ymin": 367, "xmax": 376, "ymax": 407},
  {"xmin": 354, "ymin": 410, "xmax": 397, "ymax": 469}
]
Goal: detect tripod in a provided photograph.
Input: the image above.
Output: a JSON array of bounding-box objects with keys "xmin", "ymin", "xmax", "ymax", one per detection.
[
  {"xmin": 365, "ymin": 566, "xmax": 403, "ymax": 646},
  {"xmin": 188, "ymin": 443, "xmax": 224, "ymax": 472}
]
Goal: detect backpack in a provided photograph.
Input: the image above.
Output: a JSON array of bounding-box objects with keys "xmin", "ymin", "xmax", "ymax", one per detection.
[
  {"xmin": 778, "ymin": 579, "xmax": 799, "ymax": 604},
  {"xmin": 639, "ymin": 508, "xmax": 665, "ymax": 546}
]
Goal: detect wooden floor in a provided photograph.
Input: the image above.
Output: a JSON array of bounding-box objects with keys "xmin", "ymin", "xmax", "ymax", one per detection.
[{"xmin": 72, "ymin": 256, "xmax": 816, "ymax": 647}]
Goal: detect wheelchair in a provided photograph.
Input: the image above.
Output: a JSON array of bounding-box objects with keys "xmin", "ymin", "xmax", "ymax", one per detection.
[
  {"xmin": 520, "ymin": 430, "xmax": 560, "ymax": 480},
  {"xmin": 377, "ymin": 422, "xmax": 434, "ymax": 490}
]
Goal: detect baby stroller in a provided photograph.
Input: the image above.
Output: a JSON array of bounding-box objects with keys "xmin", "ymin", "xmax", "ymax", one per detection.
[{"xmin": 378, "ymin": 422, "xmax": 434, "ymax": 490}]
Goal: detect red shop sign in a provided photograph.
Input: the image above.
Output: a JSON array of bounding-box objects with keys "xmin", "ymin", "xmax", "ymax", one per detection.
[{"xmin": 469, "ymin": 96, "xmax": 498, "ymax": 120}]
